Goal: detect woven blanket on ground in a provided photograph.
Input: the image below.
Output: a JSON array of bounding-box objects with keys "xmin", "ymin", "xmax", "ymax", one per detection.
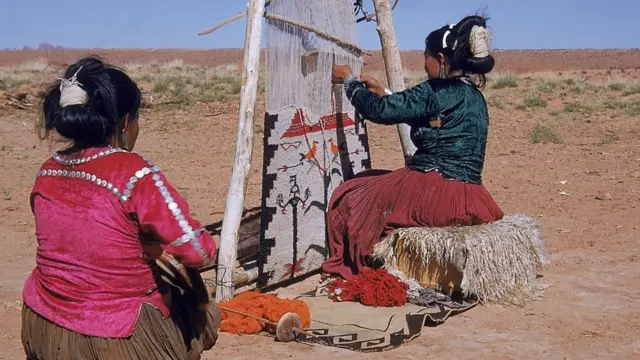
[{"xmin": 275, "ymin": 292, "xmax": 476, "ymax": 352}]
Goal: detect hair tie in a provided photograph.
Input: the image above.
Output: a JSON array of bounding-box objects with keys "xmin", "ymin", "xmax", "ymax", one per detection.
[
  {"xmin": 442, "ymin": 24, "xmax": 456, "ymax": 49},
  {"xmin": 59, "ymin": 66, "xmax": 88, "ymax": 108},
  {"xmin": 469, "ymin": 25, "xmax": 491, "ymax": 58}
]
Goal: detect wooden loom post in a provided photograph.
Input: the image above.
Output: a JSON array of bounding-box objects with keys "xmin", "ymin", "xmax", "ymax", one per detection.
[
  {"xmin": 371, "ymin": 0, "xmax": 417, "ymax": 164},
  {"xmin": 215, "ymin": 0, "xmax": 266, "ymax": 302}
]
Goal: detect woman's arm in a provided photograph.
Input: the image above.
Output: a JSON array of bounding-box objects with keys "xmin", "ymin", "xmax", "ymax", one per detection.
[
  {"xmin": 358, "ymin": 75, "xmax": 390, "ymax": 96},
  {"xmin": 130, "ymin": 169, "xmax": 216, "ymax": 269},
  {"xmin": 345, "ymin": 76, "xmax": 441, "ymax": 126}
]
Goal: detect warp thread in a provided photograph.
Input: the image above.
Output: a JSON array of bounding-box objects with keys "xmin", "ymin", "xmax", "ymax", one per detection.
[
  {"xmin": 265, "ymin": 0, "xmax": 361, "ymax": 116},
  {"xmin": 219, "ymin": 292, "xmax": 311, "ymax": 335},
  {"xmin": 327, "ymin": 268, "xmax": 408, "ymax": 307}
]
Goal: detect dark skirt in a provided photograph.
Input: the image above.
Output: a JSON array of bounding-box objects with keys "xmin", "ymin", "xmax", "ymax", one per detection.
[
  {"xmin": 21, "ymin": 286, "xmax": 221, "ymax": 360},
  {"xmin": 321, "ymin": 168, "xmax": 504, "ymax": 280}
]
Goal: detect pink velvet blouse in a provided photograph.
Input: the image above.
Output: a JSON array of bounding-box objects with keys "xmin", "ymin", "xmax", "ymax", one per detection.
[{"xmin": 23, "ymin": 146, "xmax": 216, "ymax": 338}]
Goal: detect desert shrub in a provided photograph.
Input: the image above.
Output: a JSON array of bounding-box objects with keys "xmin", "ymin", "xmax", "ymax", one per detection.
[
  {"xmin": 491, "ymin": 73, "xmax": 518, "ymax": 89},
  {"xmin": 523, "ymin": 96, "xmax": 548, "ymax": 108},
  {"xmin": 537, "ymin": 79, "xmax": 559, "ymax": 93},
  {"xmin": 563, "ymin": 103, "xmax": 592, "ymax": 113},
  {"xmin": 623, "ymin": 84, "xmax": 640, "ymax": 95},
  {"xmin": 626, "ymin": 101, "xmax": 640, "ymax": 116},
  {"xmin": 608, "ymin": 82, "xmax": 625, "ymax": 91},
  {"xmin": 530, "ymin": 123, "xmax": 561, "ymax": 144},
  {"xmin": 603, "ymin": 100, "xmax": 626, "ymax": 109}
]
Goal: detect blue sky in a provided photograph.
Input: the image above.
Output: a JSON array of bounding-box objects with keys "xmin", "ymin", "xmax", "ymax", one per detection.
[{"xmin": 1, "ymin": 0, "xmax": 638, "ymax": 50}]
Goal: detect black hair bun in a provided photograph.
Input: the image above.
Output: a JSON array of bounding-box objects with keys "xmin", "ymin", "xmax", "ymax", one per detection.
[
  {"xmin": 463, "ymin": 54, "xmax": 495, "ymax": 75},
  {"xmin": 450, "ymin": 16, "xmax": 494, "ymax": 74},
  {"xmin": 39, "ymin": 56, "xmax": 141, "ymax": 149}
]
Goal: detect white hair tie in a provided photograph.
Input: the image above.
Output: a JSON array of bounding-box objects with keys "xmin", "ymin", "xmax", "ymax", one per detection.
[
  {"xmin": 469, "ymin": 25, "xmax": 491, "ymax": 58},
  {"xmin": 442, "ymin": 24, "xmax": 456, "ymax": 49},
  {"xmin": 59, "ymin": 66, "xmax": 88, "ymax": 108}
]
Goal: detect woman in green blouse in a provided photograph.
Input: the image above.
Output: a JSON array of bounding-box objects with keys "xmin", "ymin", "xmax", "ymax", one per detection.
[{"xmin": 323, "ymin": 15, "xmax": 504, "ymax": 280}]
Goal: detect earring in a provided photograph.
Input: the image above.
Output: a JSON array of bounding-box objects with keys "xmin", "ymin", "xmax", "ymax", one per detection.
[
  {"xmin": 439, "ymin": 64, "xmax": 445, "ymax": 79},
  {"xmin": 120, "ymin": 132, "xmax": 129, "ymax": 151}
]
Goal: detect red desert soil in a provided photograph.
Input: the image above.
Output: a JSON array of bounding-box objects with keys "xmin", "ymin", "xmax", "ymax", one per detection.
[{"xmin": 1, "ymin": 49, "xmax": 639, "ymax": 359}]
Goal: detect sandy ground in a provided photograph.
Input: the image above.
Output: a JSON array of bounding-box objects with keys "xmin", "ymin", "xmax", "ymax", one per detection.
[{"xmin": 1, "ymin": 50, "xmax": 640, "ymax": 359}]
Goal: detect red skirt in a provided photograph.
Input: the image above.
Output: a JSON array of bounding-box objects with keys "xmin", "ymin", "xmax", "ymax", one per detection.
[{"xmin": 321, "ymin": 168, "xmax": 504, "ymax": 280}]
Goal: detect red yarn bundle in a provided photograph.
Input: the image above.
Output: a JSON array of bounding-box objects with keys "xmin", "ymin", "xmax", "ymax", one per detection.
[{"xmin": 327, "ymin": 268, "xmax": 408, "ymax": 307}]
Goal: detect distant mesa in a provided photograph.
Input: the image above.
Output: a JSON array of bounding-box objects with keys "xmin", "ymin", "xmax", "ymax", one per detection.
[
  {"xmin": 37, "ymin": 43, "xmax": 68, "ymax": 50},
  {"xmin": 15, "ymin": 44, "xmax": 69, "ymax": 51}
]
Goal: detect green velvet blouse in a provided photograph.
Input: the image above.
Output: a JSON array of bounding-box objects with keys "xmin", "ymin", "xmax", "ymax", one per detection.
[{"xmin": 344, "ymin": 76, "xmax": 490, "ymax": 184}]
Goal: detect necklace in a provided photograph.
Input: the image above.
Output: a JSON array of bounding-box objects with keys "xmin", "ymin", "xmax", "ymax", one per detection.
[{"xmin": 52, "ymin": 147, "xmax": 127, "ymax": 166}]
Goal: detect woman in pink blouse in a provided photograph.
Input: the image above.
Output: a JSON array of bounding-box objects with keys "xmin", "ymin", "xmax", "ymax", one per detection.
[{"xmin": 22, "ymin": 56, "xmax": 220, "ymax": 359}]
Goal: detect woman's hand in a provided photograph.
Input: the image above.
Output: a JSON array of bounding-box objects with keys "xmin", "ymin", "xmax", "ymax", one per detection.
[
  {"xmin": 332, "ymin": 64, "xmax": 353, "ymax": 84},
  {"xmin": 141, "ymin": 242, "xmax": 164, "ymax": 263},
  {"xmin": 359, "ymin": 75, "xmax": 381, "ymax": 89},
  {"xmin": 359, "ymin": 75, "xmax": 387, "ymax": 96}
]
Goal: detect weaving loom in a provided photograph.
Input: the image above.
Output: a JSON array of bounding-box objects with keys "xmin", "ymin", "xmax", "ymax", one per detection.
[
  {"xmin": 258, "ymin": 0, "xmax": 371, "ymax": 287},
  {"xmin": 193, "ymin": 3, "xmax": 551, "ymax": 352}
]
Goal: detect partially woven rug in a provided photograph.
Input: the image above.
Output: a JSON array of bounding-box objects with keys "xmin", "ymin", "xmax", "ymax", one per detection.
[{"xmin": 372, "ymin": 215, "xmax": 549, "ymax": 305}]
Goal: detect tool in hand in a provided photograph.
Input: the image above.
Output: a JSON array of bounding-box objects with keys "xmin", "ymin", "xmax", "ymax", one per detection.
[{"xmin": 219, "ymin": 306, "xmax": 316, "ymax": 342}]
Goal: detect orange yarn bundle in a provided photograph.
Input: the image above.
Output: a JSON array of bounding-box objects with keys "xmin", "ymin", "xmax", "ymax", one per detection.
[{"xmin": 219, "ymin": 292, "xmax": 311, "ymax": 335}]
